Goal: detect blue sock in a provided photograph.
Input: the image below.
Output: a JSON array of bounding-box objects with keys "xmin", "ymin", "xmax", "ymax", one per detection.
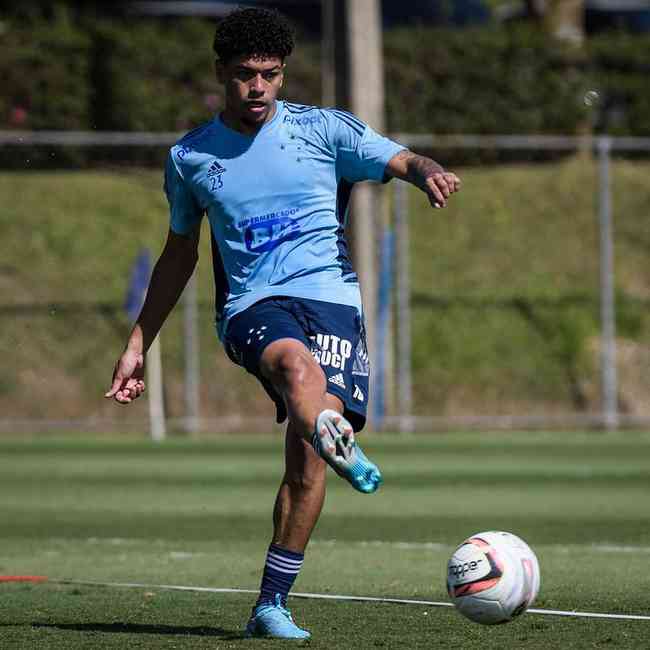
[{"xmin": 256, "ymin": 543, "xmax": 304, "ymax": 607}]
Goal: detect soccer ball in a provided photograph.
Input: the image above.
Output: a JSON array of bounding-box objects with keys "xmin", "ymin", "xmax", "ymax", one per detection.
[{"xmin": 446, "ymin": 530, "xmax": 540, "ymax": 625}]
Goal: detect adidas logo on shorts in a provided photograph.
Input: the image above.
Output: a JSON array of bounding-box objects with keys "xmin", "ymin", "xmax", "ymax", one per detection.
[
  {"xmin": 328, "ymin": 373, "xmax": 346, "ymax": 389},
  {"xmin": 353, "ymin": 385, "xmax": 365, "ymax": 402}
]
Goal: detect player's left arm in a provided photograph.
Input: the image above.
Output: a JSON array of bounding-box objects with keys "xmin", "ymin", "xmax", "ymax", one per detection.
[{"xmin": 385, "ymin": 150, "xmax": 461, "ymax": 209}]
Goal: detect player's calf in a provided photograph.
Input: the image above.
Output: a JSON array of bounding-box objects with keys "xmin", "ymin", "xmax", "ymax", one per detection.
[{"xmin": 311, "ymin": 409, "xmax": 382, "ymax": 494}]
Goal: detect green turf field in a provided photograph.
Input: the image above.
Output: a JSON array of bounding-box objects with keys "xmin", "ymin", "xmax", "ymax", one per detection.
[{"xmin": 1, "ymin": 433, "xmax": 650, "ymax": 648}]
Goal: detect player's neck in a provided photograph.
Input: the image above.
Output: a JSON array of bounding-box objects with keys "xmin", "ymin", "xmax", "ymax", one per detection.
[{"xmin": 221, "ymin": 102, "xmax": 278, "ymax": 136}]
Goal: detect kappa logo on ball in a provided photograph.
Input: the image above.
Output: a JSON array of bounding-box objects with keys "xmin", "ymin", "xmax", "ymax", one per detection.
[{"xmin": 448, "ymin": 558, "xmax": 484, "ymax": 579}]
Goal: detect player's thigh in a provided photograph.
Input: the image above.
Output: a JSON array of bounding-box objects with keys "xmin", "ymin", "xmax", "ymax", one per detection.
[
  {"xmin": 223, "ymin": 298, "xmax": 318, "ymax": 424},
  {"xmin": 289, "ymin": 298, "xmax": 369, "ymax": 432},
  {"xmin": 224, "ymin": 298, "xmax": 308, "ymax": 373},
  {"xmin": 259, "ymin": 337, "xmax": 326, "ymax": 393}
]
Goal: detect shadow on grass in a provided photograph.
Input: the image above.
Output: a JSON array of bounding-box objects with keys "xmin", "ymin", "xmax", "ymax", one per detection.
[{"xmin": 29, "ymin": 621, "xmax": 246, "ymax": 639}]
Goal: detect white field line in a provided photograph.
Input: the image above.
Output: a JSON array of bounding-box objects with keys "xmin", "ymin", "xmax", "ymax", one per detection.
[
  {"xmin": 312, "ymin": 539, "xmax": 448, "ymax": 551},
  {"xmin": 50, "ymin": 579, "xmax": 650, "ymax": 622},
  {"xmin": 76, "ymin": 537, "xmax": 650, "ymax": 555},
  {"xmin": 590, "ymin": 545, "xmax": 650, "ymax": 554},
  {"xmin": 312, "ymin": 540, "xmax": 650, "ymax": 554}
]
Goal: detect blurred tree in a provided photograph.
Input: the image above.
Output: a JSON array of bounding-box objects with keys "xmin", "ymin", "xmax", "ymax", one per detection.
[
  {"xmin": 546, "ymin": 0, "xmax": 585, "ymax": 46},
  {"xmin": 521, "ymin": 0, "xmax": 585, "ymax": 45},
  {"xmin": 524, "ymin": 0, "xmax": 545, "ymax": 20},
  {"xmin": 0, "ymin": 1, "xmax": 115, "ymax": 20}
]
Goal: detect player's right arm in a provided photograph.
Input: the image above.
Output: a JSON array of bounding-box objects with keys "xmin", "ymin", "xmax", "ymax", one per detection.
[
  {"xmin": 105, "ymin": 150, "xmax": 203, "ymax": 404},
  {"xmin": 105, "ymin": 226, "xmax": 200, "ymax": 403}
]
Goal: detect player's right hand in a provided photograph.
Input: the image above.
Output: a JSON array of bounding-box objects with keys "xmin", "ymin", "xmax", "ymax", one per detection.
[{"xmin": 105, "ymin": 349, "xmax": 146, "ymax": 404}]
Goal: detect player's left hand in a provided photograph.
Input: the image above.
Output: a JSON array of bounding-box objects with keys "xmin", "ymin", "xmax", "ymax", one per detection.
[{"xmin": 425, "ymin": 172, "xmax": 461, "ymax": 209}]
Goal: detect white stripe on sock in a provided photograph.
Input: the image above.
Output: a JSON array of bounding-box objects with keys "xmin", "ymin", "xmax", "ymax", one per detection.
[
  {"xmin": 265, "ymin": 560, "xmax": 300, "ymax": 575},
  {"xmin": 267, "ymin": 552, "xmax": 303, "ymax": 568}
]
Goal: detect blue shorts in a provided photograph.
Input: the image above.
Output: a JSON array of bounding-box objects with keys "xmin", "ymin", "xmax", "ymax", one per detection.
[{"xmin": 223, "ymin": 297, "xmax": 370, "ymax": 432}]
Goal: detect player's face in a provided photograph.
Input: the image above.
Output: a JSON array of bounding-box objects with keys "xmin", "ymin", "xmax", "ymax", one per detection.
[{"xmin": 218, "ymin": 55, "xmax": 284, "ymax": 133}]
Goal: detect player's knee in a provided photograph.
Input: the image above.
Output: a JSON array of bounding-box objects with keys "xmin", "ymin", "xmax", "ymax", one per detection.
[{"xmin": 273, "ymin": 349, "xmax": 322, "ymax": 392}]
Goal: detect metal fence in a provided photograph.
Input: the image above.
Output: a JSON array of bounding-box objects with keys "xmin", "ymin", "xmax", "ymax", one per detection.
[
  {"xmin": 1, "ymin": 131, "xmax": 649, "ymax": 435},
  {"xmin": 388, "ymin": 134, "xmax": 650, "ymax": 433}
]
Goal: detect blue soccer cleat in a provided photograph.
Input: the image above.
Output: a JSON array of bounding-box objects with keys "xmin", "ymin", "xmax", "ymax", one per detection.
[
  {"xmin": 312, "ymin": 409, "xmax": 383, "ymax": 494},
  {"xmin": 245, "ymin": 594, "xmax": 311, "ymax": 640}
]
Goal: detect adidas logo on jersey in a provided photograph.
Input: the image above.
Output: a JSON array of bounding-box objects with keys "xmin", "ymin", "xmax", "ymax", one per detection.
[
  {"xmin": 353, "ymin": 385, "xmax": 365, "ymax": 402},
  {"xmin": 207, "ymin": 160, "xmax": 226, "ymax": 177},
  {"xmin": 328, "ymin": 373, "xmax": 346, "ymax": 389}
]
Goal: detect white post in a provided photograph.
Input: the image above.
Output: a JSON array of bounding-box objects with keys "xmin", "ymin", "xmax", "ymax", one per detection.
[
  {"xmin": 147, "ymin": 335, "xmax": 166, "ymax": 441},
  {"xmin": 597, "ymin": 136, "xmax": 618, "ymax": 430},
  {"xmin": 347, "ymin": 0, "xmax": 384, "ymax": 425},
  {"xmin": 321, "ymin": 0, "xmax": 336, "ymax": 106},
  {"xmin": 394, "ymin": 180, "xmax": 414, "ymax": 432}
]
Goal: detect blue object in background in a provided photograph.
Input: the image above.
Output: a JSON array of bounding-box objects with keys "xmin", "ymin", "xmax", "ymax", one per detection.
[
  {"xmin": 586, "ymin": 1, "xmax": 650, "ymax": 33},
  {"xmin": 373, "ymin": 227, "xmax": 395, "ymax": 427},
  {"xmin": 124, "ymin": 248, "xmax": 151, "ymax": 322},
  {"xmin": 127, "ymin": 0, "xmax": 492, "ymax": 31},
  {"xmin": 382, "ymin": 0, "xmax": 490, "ymax": 27}
]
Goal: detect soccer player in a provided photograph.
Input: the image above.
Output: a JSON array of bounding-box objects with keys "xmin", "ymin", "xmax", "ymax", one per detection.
[{"xmin": 105, "ymin": 7, "xmax": 460, "ymax": 640}]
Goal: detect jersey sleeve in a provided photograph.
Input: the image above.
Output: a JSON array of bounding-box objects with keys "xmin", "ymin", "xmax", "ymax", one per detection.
[
  {"xmin": 325, "ymin": 109, "xmax": 406, "ymax": 183},
  {"xmin": 164, "ymin": 152, "xmax": 203, "ymax": 234}
]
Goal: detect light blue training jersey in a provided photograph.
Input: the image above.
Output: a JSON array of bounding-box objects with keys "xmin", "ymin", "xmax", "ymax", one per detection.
[{"xmin": 164, "ymin": 100, "xmax": 406, "ymax": 339}]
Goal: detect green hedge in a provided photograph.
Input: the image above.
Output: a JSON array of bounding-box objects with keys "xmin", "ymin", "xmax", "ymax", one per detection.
[
  {"xmin": 88, "ymin": 19, "xmax": 221, "ymax": 132},
  {"xmin": 86, "ymin": 18, "xmax": 321, "ymax": 132},
  {"xmin": 0, "ymin": 8, "xmax": 91, "ymax": 130},
  {"xmin": 384, "ymin": 25, "xmax": 590, "ymax": 135},
  {"xmin": 589, "ymin": 32, "xmax": 650, "ymax": 136},
  {"xmin": 1, "ymin": 13, "xmax": 649, "ymax": 140}
]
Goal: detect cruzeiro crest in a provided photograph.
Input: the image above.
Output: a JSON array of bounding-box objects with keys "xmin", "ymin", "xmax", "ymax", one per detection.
[{"xmin": 207, "ymin": 159, "xmax": 227, "ymax": 190}]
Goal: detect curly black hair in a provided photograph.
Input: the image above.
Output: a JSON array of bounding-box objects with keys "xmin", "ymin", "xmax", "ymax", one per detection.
[{"xmin": 213, "ymin": 7, "xmax": 295, "ymax": 64}]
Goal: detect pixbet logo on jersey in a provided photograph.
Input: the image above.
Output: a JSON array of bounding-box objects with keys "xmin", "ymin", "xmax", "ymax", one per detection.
[
  {"xmin": 283, "ymin": 115, "xmax": 322, "ymax": 127},
  {"xmin": 310, "ymin": 334, "xmax": 352, "ymax": 371}
]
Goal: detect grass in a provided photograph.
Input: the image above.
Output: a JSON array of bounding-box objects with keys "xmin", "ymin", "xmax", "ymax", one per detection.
[
  {"xmin": 407, "ymin": 156, "xmax": 650, "ymax": 414},
  {"xmin": 1, "ymin": 433, "xmax": 650, "ymax": 648},
  {"xmin": 1, "ymin": 158, "xmax": 650, "ymax": 423}
]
